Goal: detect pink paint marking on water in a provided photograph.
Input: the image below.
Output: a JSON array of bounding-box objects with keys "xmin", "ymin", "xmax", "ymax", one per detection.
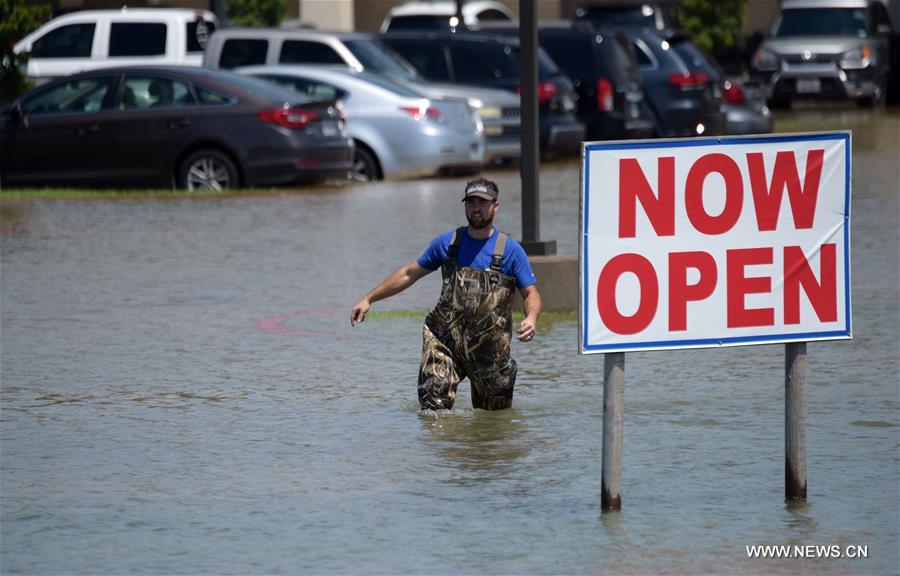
[{"xmin": 254, "ymin": 311, "xmax": 332, "ymax": 337}]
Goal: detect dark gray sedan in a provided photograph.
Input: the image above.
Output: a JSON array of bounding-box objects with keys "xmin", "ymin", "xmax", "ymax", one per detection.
[{"xmin": 0, "ymin": 66, "xmax": 354, "ymax": 189}]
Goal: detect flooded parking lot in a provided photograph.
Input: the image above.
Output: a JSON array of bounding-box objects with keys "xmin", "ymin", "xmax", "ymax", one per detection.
[{"xmin": 1, "ymin": 106, "xmax": 898, "ymax": 574}]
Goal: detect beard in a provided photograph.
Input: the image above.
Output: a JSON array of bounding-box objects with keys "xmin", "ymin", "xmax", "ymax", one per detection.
[{"xmin": 466, "ymin": 212, "xmax": 494, "ymax": 230}]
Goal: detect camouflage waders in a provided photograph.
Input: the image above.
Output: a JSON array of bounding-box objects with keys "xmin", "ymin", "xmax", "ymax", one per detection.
[{"xmin": 418, "ymin": 227, "xmax": 518, "ymax": 410}]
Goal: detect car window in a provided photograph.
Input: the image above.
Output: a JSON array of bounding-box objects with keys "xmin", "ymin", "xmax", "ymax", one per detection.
[
  {"xmin": 772, "ymin": 8, "xmax": 869, "ymax": 37},
  {"xmin": 280, "ymin": 40, "xmax": 345, "ymax": 64},
  {"xmin": 203, "ymin": 72, "xmax": 314, "ymax": 102},
  {"xmin": 219, "ymin": 39, "xmax": 268, "ymax": 69},
  {"xmin": 118, "ymin": 76, "xmax": 195, "ymax": 109},
  {"xmin": 540, "ymin": 35, "xmax": 596, "ymax": 76},
  {"xmin": 450, "ymin": 41, "xmax": 516, "ymax": 82},
  {"xmin": 383, "ymin": 40, "xmax": 451, "ymax": 81},
  {"xmin": 109, "ymin": 23, "xmax": 167, "ymax": 57},
  {"xmin": 187, "ymin": 20, "xmax": 215, "ymax": 52},
  {"xmin": 385, "ymin": 15, "xmax": 451, "ymax": 32},
  {"xmin": 195, "ymin": 86, "xmax": 233, "ymax": 105},
  {"xmin": 631, "ymin": 39, "xmax": 657, "ymax": 69},
  {"xmin": 22, "ymin": 77, "xmax": 112, "ymax": 114},
  {"xmin": 477, "ymin": 9, "xmax": 512, "ymax": 22},
  {"xmin": 31, "ymin": 23, "xmax": 95, "ymax": 58},
  {"xmin": 257, "ymin": 75, "xmax": 345, "ymax": 100},
  {"xmin": 344, "ymin": 39, "xmax": 420, "ymax": 81}
]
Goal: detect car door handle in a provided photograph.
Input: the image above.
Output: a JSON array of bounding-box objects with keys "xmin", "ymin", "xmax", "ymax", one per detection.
[
  {"xmin": 167, "ymin": 118, "xmax": 192, "ymax": 129},
  {"xmin": 76, "ymin": 124, "xmax": 99, "ymax": 136}
]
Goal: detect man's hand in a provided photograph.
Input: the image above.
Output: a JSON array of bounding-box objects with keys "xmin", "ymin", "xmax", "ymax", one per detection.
[
  {"xmin": 351, "ymin": 299, "xmax": 370, "ymax": 326},
  {"xmin": 517, "ymin": 317, "xmax": 536, "ymax": 342}
]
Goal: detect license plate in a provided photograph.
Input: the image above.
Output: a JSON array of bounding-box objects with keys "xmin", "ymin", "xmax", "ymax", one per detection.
[
  {"xmin": 796, "ymin": 79, "xmax": 821, "ymax": 94},
  {"xmin": 320, "ymin": 121, "xmax": 339, "ymax": 136}
]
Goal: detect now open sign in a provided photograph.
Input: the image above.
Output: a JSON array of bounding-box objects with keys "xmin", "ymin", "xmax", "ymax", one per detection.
[{"xmin": 579, "ymin": 132, "xmax": 852, "ymax": 354}]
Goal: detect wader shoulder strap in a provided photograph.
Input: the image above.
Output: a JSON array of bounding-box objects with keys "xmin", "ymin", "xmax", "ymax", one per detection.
[
  {"xmin": 490, "ymin": 232, "xmax": 508, "ymax": 273},
  {"xmin": 447, "ymin": 227, "xmax": 466, "ymax": 267}
]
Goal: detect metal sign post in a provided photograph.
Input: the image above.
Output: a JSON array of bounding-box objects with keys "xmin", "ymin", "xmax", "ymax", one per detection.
[{"xmin": 519, "ymin": 0, "xmax": 555, "ymax": 256}]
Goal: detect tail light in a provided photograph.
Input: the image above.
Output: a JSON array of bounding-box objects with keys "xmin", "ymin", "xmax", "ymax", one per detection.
[
  {"xmin": 723, "ymin": 80, "xmax": 746, "ymax": 105},
  {"xmin": 257, "ymin": 107, "xmax": 318, "ymax": 129},
  {"xmin": 400, "ymin": 105, "xmax": 443, "ymax": 122},
  {"xmin": 515, "ymin": 80, "xmax": 559, "ymax": 104},
  {"xmin": 597, "ymin": 77, "xmax": 614, "ymax": 112},
  {"xmin": 669, "ymin": 71, "xmax": 709, "ymax": 89}
]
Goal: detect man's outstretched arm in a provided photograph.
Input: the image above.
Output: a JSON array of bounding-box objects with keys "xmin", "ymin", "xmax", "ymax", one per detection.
[{"xmin": 351, "ymin": 262, "xmax": 432, "ymax": 326}]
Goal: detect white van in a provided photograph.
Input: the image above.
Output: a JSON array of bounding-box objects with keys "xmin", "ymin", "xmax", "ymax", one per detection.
[{"xmin": 14, "ymin": 8, "xmax": 217, "ymax": 83}]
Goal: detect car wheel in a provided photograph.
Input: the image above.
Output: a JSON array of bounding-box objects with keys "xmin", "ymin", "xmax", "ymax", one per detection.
[
  {"xmin": 178, "ymin": 149, "xmax": 239, "ymax": 191},
  {"xmin": 350, "ymin": 146, "xmax": 380, "ymax": 182}
]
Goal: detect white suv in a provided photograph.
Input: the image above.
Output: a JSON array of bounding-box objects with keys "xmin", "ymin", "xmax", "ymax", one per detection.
[
  {"xmin": 380, "ymin": 1, "xmax": 515, "ymax": 33},
  {"xmin": 14, "ymin": 8, "xmax": 217, "ymax": 84}
]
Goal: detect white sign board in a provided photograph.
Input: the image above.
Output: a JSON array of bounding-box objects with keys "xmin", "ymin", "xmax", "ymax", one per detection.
[{"xmin": 580, "ymin": 132, "xmax": 852, "ymax": 354}]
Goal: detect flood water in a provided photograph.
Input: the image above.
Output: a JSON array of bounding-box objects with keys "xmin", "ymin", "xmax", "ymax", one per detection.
[{"xmin": 1, "ymin": 108, "xmax": 898, "ymax": 574}]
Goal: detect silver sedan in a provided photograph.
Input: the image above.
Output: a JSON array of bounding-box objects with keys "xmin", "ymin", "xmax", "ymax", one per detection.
[{"xmin": 237, "ymin": 65, "xmax": 486, "ymax": 181}]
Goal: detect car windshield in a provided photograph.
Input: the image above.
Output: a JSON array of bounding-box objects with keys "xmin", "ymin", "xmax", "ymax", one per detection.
[
  {"xmin": 344, "ymin": 39, "xmax": 421, "ymax": 81},
  {"xmin": 671, "ymin": 40, "xmax": 716, "ymax": 75},
  {"xmin": 772, "ymin": 8, "xmax": 869, "ymax": 37}
]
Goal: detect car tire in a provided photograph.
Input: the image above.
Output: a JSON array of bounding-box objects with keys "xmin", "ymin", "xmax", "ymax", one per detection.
[
  {"xmin": 350, "ymin": 145, "xmax": 381, "ymax": 182},
  {"xmin": 178, "ymin": 149, "xmax": 240, "ymax": 191}
]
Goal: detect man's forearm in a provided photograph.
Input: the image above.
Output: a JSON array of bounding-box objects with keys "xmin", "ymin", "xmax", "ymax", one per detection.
[
  {"xmin": 365, "ymin": 263, "xmax": 425, "ymax": 304},
  {"xmin": 523, "ymin": 289, "xmax": 542, "ymax": 322}
]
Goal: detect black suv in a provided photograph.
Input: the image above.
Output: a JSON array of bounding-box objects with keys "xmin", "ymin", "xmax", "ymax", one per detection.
[
  {"xmin": 379, "ymin": 32, "xmax": 585, "ymax": 156},
  {"xmin": 475, "ymin": 22, "xmax": 656, "ymax": 140}
]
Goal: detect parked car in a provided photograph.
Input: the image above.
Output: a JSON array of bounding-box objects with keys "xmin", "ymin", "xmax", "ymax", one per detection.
[
  {"xmin": 238, "ymin": 65, "xmax": 486, "ymax": 181},
  {"xmin": 380, "ymin": 32, "xmax": 585, "ymax": 156},
  {"xmin": 380, "ymin": 0, "xmax": 515, "ymax": 33},
  {"xmin": 573, "ymin": 2, "xmax": 676, "ymax": 37},
  {"xmin": 0, "ymin": 66, "xmax": 353, "ymax": 189},
  {"xmin": 473, "ymin": 21, "xmax": 656, "ymax": 141},
  {"xmin": 202, "ymin": 28, "xmax": 520, "ymax": 163},
  {"xmin": 625, "ymin": 30, "xmax": 726, "ymax": 137},
  {"xmin": 750, "ymin": 0, "xmax": 895, "ymax": 107},
  {"xmin": 668, "ymin": 34, "xmax": 772, "ymax": 135},
  {"xmin": 13, "ymin": 9, "xmax": 217, "ymax": 84}
]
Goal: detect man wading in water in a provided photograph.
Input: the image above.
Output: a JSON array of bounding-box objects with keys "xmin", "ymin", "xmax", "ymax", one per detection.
[{"xmin": 351, "ymin": 177, "xmax": 542, "ymax": 410}]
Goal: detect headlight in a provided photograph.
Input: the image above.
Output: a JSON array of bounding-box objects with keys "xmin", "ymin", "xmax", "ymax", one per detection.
[
  {"xmin": 839, "ymin": 45, "xmax": 873, "ymax": 69},
  {"xmin": 478, "ymin": 106, "xmax": 501, "ymax": 120},
  {"xmin": 752, "ymin": 48, "xmax": 779, "ymax": 72}
]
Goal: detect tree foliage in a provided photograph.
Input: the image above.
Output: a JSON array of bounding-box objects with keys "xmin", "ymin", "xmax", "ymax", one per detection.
[
  {"xmin": 0, "ymin": 0, "xmax": 50, "ymax": 102},
  {"xmin": 226, "ymin": 0, "xmax": 284, "ymax": 27},
  {"xmin": 672, "ymin": 0, "xmax": 747, "ymax": 58}
]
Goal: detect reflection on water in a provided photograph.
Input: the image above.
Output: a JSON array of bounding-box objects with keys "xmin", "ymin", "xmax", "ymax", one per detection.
[
  {"xmin": 1, "ymin": 106, "xmax": 898, "ymax": 575},
  {"xmin": 420, "ymin": 409, "xmax": 531, "ymax": 480}
]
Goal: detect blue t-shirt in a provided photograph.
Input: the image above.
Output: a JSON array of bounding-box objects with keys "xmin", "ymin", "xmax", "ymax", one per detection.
[{"xmin": 417, "ymin": 228, "xmax": 537, "ymax": 290}]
